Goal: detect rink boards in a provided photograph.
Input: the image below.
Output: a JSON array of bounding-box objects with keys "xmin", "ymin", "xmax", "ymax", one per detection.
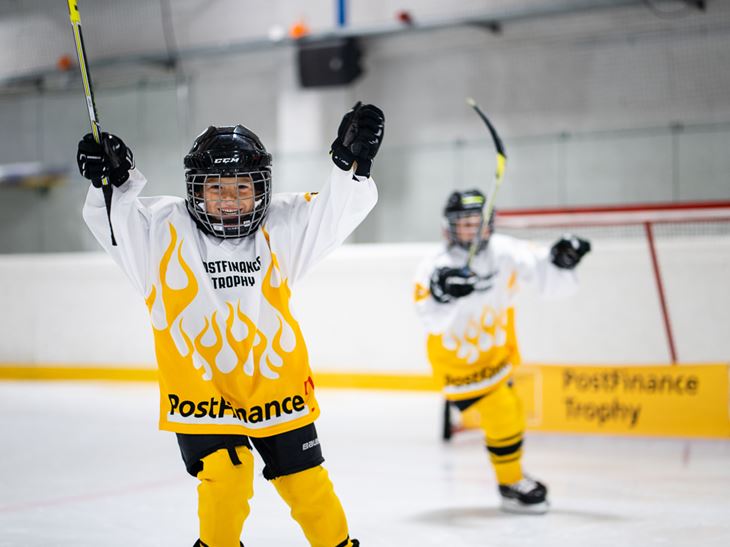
[
  {"xmin": 316, "ymin": 363, "xmax": 730, "ymax": 438},
  {"xmin": 324, "ymin": 363, "xmax": 730, "ymax": 439},
  {"xmin": 0, "ymin": 362, "xmax": 728, "ymax": 439},
  {"xmin": 0, "ymin": 248, "xmax": 728, "ymax": 438}
]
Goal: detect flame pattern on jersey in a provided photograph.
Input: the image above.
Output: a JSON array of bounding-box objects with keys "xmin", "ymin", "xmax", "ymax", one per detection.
[
  {"xmin": 426, "ymin": 305, "xmax": 519, "ymax": 400},
  {"xmin": 144, "ymin": 223, "xmax": 317, "ymax": 436},
  {"xmin": 429, "ymin": 305, "xmax": 514, "ymax": 366},
  {"xmin": 146, "ymin": 223, "xmax": 309, "ymax": 380}
]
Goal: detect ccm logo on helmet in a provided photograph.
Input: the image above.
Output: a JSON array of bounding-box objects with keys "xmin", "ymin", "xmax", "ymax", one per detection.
[{"xmin": 213, "ymin": 157, "xmax": 239, "ymax": 164}]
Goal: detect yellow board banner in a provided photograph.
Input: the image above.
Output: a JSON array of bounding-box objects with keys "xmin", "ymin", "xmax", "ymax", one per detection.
[
  {"xmin": 513, "ymin": 364, "xmax": 730, "ymax": 438},
  {"xmin": 2, "ymin": 363, "xmax": 728, "ymax": 438}
]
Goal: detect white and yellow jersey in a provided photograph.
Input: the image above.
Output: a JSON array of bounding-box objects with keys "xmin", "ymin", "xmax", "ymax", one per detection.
[
  {"xmin": 414, "ymin": 235, "xmax": 578, "ymax": 401},
  {"xmin": 84, "ymin": 166, "xmax": 377, "ymax": 437}
]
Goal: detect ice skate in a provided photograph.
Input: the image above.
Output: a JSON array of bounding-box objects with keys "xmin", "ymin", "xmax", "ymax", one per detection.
[{"xmin": 499, "ymin": 476, "xmax": 549, "ymax": 514}]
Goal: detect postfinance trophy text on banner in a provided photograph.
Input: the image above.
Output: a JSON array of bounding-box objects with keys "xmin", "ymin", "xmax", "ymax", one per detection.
[{"xmin": 514, "ymin": 364, "xmax": 730, "ymax": 438}]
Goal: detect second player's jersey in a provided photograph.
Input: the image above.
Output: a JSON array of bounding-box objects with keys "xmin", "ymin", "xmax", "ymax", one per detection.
[
  {"xmin": 84, "ymin": 166, "xmax": 377, "ymax": 437},
  {"xmin": 414, "ymin": 235, "xmax": 577, "ymax": 401}
]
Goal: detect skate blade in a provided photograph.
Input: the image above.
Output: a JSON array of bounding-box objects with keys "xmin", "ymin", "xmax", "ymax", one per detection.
[{"xmin": 500, "ymin": 498, "xmax": 549, "ymax": 515}]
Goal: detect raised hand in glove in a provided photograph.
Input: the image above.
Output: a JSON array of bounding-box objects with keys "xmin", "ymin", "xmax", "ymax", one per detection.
[
  {"xmin": 430, "ymin": 267, "xmax": 493, "ymax": 304},
  {"xmin": 551, "ymin": 235, "xmax": 591, "ymax": 270},
  {"xmin": 330, "ymin": 102, "xmax": 384, "ymax": 178},
  {"xmin": 77, "ymin": 132, "xmax": 135, "ymax": 188}
]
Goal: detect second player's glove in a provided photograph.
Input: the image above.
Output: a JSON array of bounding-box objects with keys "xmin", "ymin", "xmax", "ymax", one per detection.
[
  {"xmin": 550, "ymin": 235, "xmax": 591, "ymax": 269},
  {"xmin": 430, "ymin": 267, "xmax": 483, "ymax": 303},
  {"xmin": 330, "ymin": 102, "xmax": 385, "ymax": 178},
  {"xmin": 77, "ymin": 132, "xmax": 135, "ymax": 188}
]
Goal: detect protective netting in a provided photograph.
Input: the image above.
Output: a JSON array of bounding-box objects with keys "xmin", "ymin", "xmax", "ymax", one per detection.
[
  {"xmin": 496, "ymin": 204, "xmax": 730, "ymax": 244},
  {"xmin": 495, "ymin": 202, "xmax": 730, "ymax": 363}
]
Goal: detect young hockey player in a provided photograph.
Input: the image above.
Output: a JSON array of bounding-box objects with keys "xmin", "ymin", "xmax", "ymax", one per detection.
[
  {"xmin": 77, "ymin": 103, "xmax": 384, "ymax": 547},
  {"xmin": 413, "ymin": 189, "xmax": 590, "ymax": 514}
]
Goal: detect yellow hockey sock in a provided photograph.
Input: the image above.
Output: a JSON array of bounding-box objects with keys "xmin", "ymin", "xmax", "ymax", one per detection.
[
  {"xmin": 486, "ymin": 432, "xmax": 524, "ymax": 485},
  {"xmin": 475, "ymin": 382, "xmax": 526, "ymax": 485},
  {"xmin": 272, "ymin": 465, "xmax": 353, "ymax": 547},
  {"xmin": 197, "ymin": 446, "xmax": 254, "ymax": 547}
]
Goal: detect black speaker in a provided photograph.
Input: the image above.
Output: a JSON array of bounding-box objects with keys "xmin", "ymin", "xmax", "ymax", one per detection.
[{"xmin": 297, "ymin": 38, "xmax": 363, "ymax": 88}]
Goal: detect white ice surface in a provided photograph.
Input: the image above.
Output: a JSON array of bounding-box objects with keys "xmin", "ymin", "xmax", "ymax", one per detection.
[{"xmin": 0, "ymin": 382, "xmax": 728, "ymax": 546}]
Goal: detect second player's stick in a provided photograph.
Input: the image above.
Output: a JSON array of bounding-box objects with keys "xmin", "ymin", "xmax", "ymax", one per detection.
[
  {"xmin": 464, "ymin": 97, "xmax": 507, "ymax": 268},
  {"xmin": 68, "ymin": 0, "xmax": 117, "ymax": 246}
]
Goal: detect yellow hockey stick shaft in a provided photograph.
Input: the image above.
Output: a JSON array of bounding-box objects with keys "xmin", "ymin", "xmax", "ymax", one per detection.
[
  {"xmin": 68, "ymin": 0, "xmax": 117, "ymax": 245},
  {"xmin": 465, "ymin": 97, "xmax": 507, "ymax": 267},
  {"xmin": 68, "ymin": 0, "xmax": 103, "ymax": 165}
]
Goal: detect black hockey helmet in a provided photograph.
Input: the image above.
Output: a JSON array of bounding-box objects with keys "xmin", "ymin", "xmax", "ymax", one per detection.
[
  {"xmin": 443, "ymin": 189, "xmax": 495, "ymax": 250},
  {"xmin": 184, "ymin": 125, "xmax": 272, "ymax": 239}
]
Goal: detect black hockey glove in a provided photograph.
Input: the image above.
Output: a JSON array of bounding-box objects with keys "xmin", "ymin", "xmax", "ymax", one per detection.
[
  {"xmin": 330, "ymin": 102, "xmax": 385, "ymax": 178},
  {"xmin": 550, "ymin": 235, "xmax": 591, "ymax": 270},
  {"xmin": 77, "ymin": 132, "xmax": 135, "ymax": 188},
  {"xmin": 430, "ymin": 267, "xmax": 482, "ymax": 304}
]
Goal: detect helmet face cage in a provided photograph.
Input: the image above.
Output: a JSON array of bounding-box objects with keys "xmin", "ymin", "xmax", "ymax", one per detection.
[
  {"xmin": 186, "ymin": 169, "xmax": 271, "ymax": 239},
  {"xmin": 442, "ymin": 189, "xmax": 495, "ymax": 251},
  {"xmin": 184, "ymin": 124, "xmax": 272, "ymax": 239}
]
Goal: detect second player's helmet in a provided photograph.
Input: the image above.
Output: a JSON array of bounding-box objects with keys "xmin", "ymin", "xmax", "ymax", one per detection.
[
  {"xmin": 443, "ymin": 189, "xmax": 495, "ymax": 251},
  {"xmin": 184, "ymin": 125, "xmax": 272, "ymax": 239}
]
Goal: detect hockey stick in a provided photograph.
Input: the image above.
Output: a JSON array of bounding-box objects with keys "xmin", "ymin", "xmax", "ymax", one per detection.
[
  {"xmin": 442, "ymin": 399, "xmax": 453, "ymax": 441},
  {"xmin": 464, "ymin": 97, "xmax": 507, "ymax": 267},
  {"xmin": 68, "ymin": 0, "xmax": 117, "ymax": 246}
]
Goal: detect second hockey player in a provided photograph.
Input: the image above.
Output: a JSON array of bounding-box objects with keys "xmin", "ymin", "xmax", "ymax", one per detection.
[{"xmin": 414, "ymin": 189, "xmax": 590, "ymax": 514}]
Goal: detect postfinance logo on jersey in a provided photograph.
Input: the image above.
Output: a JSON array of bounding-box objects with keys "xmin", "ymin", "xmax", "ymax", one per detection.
[{"xmin": 167, "ymin": 393, "xmax": 309, "ymax": 428}]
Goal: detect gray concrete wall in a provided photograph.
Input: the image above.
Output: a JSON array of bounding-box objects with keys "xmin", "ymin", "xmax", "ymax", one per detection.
[{"xmin": 0, "ymin": 0, "xmax": 728, "ymax": 252}]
